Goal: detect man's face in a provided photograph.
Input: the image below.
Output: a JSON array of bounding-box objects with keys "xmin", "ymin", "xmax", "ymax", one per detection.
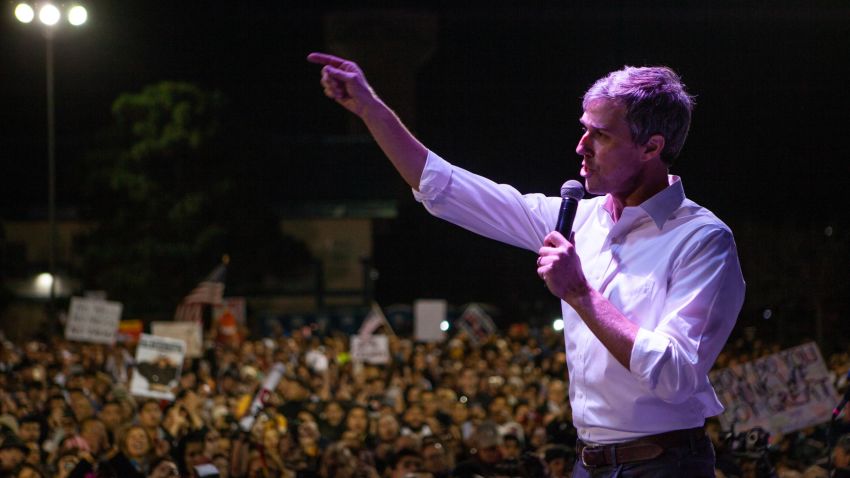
[
  {"xmin": 501, "ymin": 439, "xmax": 521, "ymax": 460},
  {"xmin": 99, "ymin": 404, "xmax": 122, "ymax": 431},
  {"xmin": 391, "ymin": 455, "xmax": 423, "ymax": 478},
  {"xmin": 576, "ymin": 99, "xmax": 646, "ymax": 200},
  {"xmin": 0, "ymin": 448, "xmax": 25, "ymax": 471},
  {"xmin": 139, "ymin": 402, "xmax": 162, "ymax": 428},
  {"xmin": 19, "ymin": 422, "xmax": 41, "ymax": 443},
  {"xmin": 81, "ymin": 420, "xmax": 107, "ymax": 454}
]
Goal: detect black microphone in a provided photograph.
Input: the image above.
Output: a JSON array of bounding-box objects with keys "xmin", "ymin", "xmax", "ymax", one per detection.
[
  {"xmin": 556, "ymin": 180, "xmax": 585, "ymax": 236},
  {"xmin": 832, "ymin": 370, "xmax": 850, "ymax": 419}
]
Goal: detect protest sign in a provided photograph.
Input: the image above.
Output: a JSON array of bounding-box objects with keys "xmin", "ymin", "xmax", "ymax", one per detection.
[
  {"xmin": 454, "ymin": 303, "xmax": 497, "ymax": 346},
  {"xmin": 151, "ymin": 321, "xmax": 203, "ymax": 358},
  {"xmin": 130, "ymin": 334, "xmax": 186, "ymax": 401},
  {"xmin": 710, "ymin": 342, "xmax": 838, "ymax": 436},
  {"xmin": 351, "ymin": 335, "xmax": 390, "ymax": 364},
  {"xmin": 64, "ymin": 297, "xmax": 122, "ymax": 345},
  {"xmin": 414, "ymin": 299, "xmax": 446, "ymax": 343}
]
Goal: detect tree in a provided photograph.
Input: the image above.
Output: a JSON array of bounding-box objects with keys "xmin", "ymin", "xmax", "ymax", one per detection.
[{"xmin": 79, "ymin": 82, "xmax": 313, "ymax": 318}]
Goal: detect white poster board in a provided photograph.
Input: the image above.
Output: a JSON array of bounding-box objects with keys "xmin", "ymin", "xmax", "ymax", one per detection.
[
  {"xmin": 351, "ymin": 335, "xmax": 390, "ymax": 364},
  {"xmin": 710, "ymin": 342, "xmax": 838, "ymax": 436},
  {"xmin": 131, "ymin": 334, "xmax": 186, "ymax": 401},
  {"xmin": 64, "ymin": 297, "xmax": 122, "ymax": 345},
  {"xmin": 151, "ymin": 321, "xmax": 203, "ymax": 358},
  {"xmin": 414, "ymin": 299, "xmax": 447, "ymax": 343}
]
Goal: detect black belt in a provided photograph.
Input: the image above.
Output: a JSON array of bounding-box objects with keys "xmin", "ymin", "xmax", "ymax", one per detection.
[{"xmin": 576, "ymin": 426, "xmax": 706, "ymax": 468}]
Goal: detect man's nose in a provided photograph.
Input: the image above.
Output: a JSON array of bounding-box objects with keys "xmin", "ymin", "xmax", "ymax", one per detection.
[{"xmin": 576, "ymin": 133, "xmax": 590, "ymax": 156}]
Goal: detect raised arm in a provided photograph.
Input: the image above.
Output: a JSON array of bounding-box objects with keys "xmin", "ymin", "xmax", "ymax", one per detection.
[{"xmin": 307, "ymin": 52, "xmax": 428, "ymax": 190}]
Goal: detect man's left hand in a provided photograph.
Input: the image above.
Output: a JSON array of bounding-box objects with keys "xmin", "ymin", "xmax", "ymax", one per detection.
[{"xmin": 537, "ymin": 231, "xmax": 590, "ymax": 303}]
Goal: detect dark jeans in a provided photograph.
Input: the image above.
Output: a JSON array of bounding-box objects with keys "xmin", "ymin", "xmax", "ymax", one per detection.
[{"xmin": 571, "ymin": 436, "xmax": 716, "ymax": 478}]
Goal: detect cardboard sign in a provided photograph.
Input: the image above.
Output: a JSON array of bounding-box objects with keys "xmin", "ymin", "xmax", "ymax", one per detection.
[
  {"xmin": 65, "ymin": 297, "xmax": 122, "ymax": 345},
  {"xmin": 131, "ymin": 334, "xmax": 186, "ymax": 401},
  {"xmin": 350, "ymin": 335, "xmax": 390, "ymax": 365},
  {"xmin": 151, "ymin": 321, "xmax": 203, "ymax": 358},
  {"xmin": 414, "ymin": 299, "xmax": 447, "ymax": 343},
  {"xmin": 710, "ymin": 342, "xmax": 838, "ymax": 436}
]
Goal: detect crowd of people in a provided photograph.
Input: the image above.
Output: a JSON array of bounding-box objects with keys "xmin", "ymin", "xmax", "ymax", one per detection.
[{"xmin": 0, "ymin": 321, "xmax": 848, "ymax": 478}]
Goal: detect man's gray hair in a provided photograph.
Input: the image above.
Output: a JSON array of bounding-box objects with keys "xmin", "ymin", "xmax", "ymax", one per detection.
[{"xmin": 583, "ymin": 66, "xmax": 695, "ymax": 166}]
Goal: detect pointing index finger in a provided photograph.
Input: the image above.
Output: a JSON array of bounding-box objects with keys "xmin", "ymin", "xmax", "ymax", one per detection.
[{"xmin": 307, "ymin": 52, "xmax": 346, "ymax": 68}]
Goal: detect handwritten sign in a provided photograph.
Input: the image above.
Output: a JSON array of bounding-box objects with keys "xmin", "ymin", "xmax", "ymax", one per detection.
[
  {"xmin": 351, "ymin": 335, "xmax": 390, "ymax": 364},
  {"xmin": 710, "ymin": 342, "xmax": 837, "ymax": 436},
  {"xmin": 130, "ymin": 334, "xmax": 186, "ymax": 401},
  {"xmin": 65, "ymin": 297, "xmax": 122, "ymax": 345}
]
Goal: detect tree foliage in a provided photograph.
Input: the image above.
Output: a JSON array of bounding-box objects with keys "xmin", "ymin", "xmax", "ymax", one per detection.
[{"xmin": 79, "ymin": 82, "xmax": 313, "ymax": 318}]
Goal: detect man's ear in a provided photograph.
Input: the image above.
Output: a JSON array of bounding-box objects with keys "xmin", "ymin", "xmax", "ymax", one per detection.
[{"xmin": 642, "ymin": 134, "xmax": 665, "ymax": 162}]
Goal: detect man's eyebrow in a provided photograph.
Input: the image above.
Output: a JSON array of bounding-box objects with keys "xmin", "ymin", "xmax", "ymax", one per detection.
[{"xmin": 580, "ymin": 119, "xmax": 608, "ymax": 132}]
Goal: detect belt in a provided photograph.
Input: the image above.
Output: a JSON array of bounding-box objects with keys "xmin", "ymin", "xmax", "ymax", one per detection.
[{"xmin": 576, "ymin": 426, "xmax": 706, "ymax": 468}]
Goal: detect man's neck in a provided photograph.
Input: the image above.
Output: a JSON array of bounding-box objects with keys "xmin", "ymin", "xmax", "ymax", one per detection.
[{"xmin": 609, "ymin": 168, "xmax": 670, "ymax": 222}]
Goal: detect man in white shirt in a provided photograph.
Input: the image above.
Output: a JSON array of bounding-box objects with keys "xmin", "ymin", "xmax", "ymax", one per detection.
[{"xmin": 308, "ymin": 52, "xmax": 745, "ymax": 477}]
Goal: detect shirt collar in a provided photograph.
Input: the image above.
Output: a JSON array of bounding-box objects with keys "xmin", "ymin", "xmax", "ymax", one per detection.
[
  {"xmin": 602, "ymin": 175, "xmax": 685, "ymax": 230},
  {"xmin": 640, "ymin": 175, "xmax": 685, "ymax": 229}
]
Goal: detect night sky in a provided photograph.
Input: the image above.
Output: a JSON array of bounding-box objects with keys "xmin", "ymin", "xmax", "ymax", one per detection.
[{"xmin": 2, "ymin": 3, "xmax": 849, "ymax": 331}]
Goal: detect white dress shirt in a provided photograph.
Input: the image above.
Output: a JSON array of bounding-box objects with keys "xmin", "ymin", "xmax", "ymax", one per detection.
[{"xmin": 413, "ymin": 151, "xmax": 745, "ymax": 444}]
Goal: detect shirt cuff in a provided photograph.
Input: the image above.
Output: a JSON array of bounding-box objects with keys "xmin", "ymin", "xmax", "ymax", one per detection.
[
  {"xmin": 412, "ymin": 150, "xmax": 452, "ymax": 202},
  {"xmin": 630, "ymin": 327, "xmax": 672, "ymax": 388}
]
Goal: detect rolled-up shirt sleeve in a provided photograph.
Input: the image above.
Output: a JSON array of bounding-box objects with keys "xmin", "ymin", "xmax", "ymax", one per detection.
[
  {"xmin": 413, "ymin": 150, "xmax": 559, "ymax": 252},
  {"xmin": 629, "ymin": 227, "xmax": 745, "ymax": 404}
]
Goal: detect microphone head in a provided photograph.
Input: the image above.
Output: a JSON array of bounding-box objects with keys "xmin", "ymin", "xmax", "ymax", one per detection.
[{"xmin": 560, "ymin": 180, "xmax": 585, "ymax": 201}]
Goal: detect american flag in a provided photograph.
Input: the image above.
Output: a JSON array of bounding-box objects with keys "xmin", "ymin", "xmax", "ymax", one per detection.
[
  {"xmin": 358, "ymin": 302, "xmax": 394, "ymax": 338},
  {"xmin": 174, "ymin": 258, "xmax": 227, "ymax": 322}
]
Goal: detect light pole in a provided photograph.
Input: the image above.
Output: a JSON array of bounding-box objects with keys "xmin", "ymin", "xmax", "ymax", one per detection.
[{"xmin": 14, "ymin": 2, "xmax": 87, "ymax": 321}]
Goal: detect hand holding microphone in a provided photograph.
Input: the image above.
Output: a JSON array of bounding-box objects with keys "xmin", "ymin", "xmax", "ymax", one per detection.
[
  {"xmin": 538, "ymin": 180, "xmax": 587, "ymax": 301},
  {"xmin": 556, "ymin": 180, "xmax": 585, "ymax": 238}
]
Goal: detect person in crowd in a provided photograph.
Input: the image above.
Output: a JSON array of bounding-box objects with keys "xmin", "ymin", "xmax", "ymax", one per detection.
[
  {"xmin": 421, "ymin": 437, "xmax": 452, "ymax": 478},
  {"xmin": 12, "ymin": 463, "xmax": 43, "ymax": 478},
  {"xmin": 318, "ymin": 401, "xmax": 346, "ymax": 443},
  {"xmin": 544, "ymin": 445, "xmax": 573, "ymax": 478},
  {"xmin": 100, "ymin": 424, "xmax": 155, "ymax": 478},
  {"xmin": 453, "ymin": 422, "xmax": 504, "ymax": 477},
  {"xmin": 146, "ymin": 456, "xmax": 180, "ymax": 478},
  {"xmin": 0, "ymin": 435, "xmax": 28, "ymax": 478}
]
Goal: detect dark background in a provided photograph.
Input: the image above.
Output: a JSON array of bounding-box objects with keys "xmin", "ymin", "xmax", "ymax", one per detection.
[{"xmin": 2, "ymin": 2, "xmax": 848, "ymax": 342}]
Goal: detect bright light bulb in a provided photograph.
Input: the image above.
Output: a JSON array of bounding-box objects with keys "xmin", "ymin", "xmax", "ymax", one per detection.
[
  {"xmin": 15, "ymin": 3, "xmax": 35, "ymax": 23},
  {"xmin": 440, "ymin": 320, "xmax": 450, "ymax": 332},
  {"xmin": 67, "ymin": 5, "xmax": 87, "ymax": 26},
  {"xmin": 38, "ymin": 4, "xmax": 60, "ymax": 26},
  {"xmin": 552, "ymin": 319, "xmax": 564, "ymax": 331},
  {"xmin": 35, "ymin": 273, "xmax": 54, "ymax": 292}
]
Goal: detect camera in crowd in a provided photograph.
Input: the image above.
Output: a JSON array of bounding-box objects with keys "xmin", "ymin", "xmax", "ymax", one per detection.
[{"xmin": 726, "ymin": 426, "xmax": 771, "ymax": 459}]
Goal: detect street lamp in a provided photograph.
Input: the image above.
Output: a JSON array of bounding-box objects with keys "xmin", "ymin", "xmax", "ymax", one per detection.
[{"xmin": 14, "ymin": 2, "xmax": 87, "ymax": 322}]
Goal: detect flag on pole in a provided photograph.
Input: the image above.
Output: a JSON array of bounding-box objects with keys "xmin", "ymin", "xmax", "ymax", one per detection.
[
  {"xmin": 174, "ymin": 256, "xmax": 228, "ymax": 322},
  {"xmin": 358, "ymin": 302, "xmax": 394, "ymax": 338}
]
